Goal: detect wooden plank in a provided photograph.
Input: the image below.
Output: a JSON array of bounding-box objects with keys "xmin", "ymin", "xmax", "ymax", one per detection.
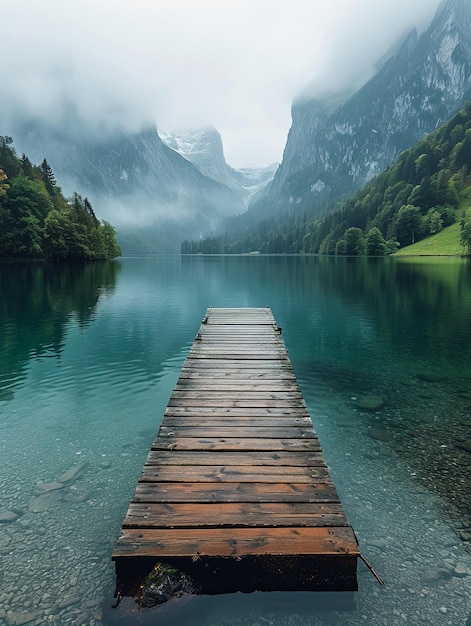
[
  {"xmin": 195, "ymin": 339, "xmax": 283, "ymax": 344},
  {"xmin": 192, "ymin": 347, "xmax": 284, "ymax": 352},
  {"xmin": 113, "ymin": 526, "xmax": 359, "ymax": 558},
  {"xmin": 152, "ymin": 437, "xmax": 320, "ymax": 452},
  {"xmin": 169, "ymin": 390, "xmax": 304, "ymax": 400},
  {"xmin": 190, "ymin": 338, "xmax": 284, "ymax": 344},
  {"xmin": 189, "ymin": 336, "xmax": 283, "ymax": 342},
  {"xmin": 139, "ymin": 465, "xmax": 330, "ymax": 483},
  {"xmin": 132, "ymin": 481, "xmax": 340, "ymax": 503},
  {"xmin": 179, "ymin": 372, "xmax": 295, "ymax": 379},
  {"xmin": 164, "ymin": 406, "xmax": 309, "ymax": 420},
  {"xmin": 181, "ymin": 361, "xmax": 293, "ymax": 369},
  {"xmin": 175, "ymin": 381, "xmax": 298, "ymax": 390},
  {"xmin": 204, "ymin": 308, "xmax": 274, "ymax": 313},
  {"xmin": 187, "ymin": 353, "xmax": 288, "ymax": 361},
  {"xmin": 197, "ymin": 332, "xmax": 279, "ymax": 336},
  {"xmin": 205, "ymin": 319, "xmax": 275, "ymax": 325},
  {"xmin": 167, "ymin": 398, "xmax": 306, "ymax": 408},
  {"xmin": 199, "ymin": 331, "xmax": 279, "ymax": 334},
  {"xmin": 157, "ymin": 426, "xmax": 316, "ymax": 439},
  {"xmin": 144, "ymin": 450, "xmax": 326, "ymax": 466},
  {"xmin": 162, "ymin": 417, "xmax": 313, "ymax": 428},
  {"xmin": 123, "ymin": 502, "xmax": 349, "ymax": 528},
  {"xmin": 203, "ymin": 314, "xmax": 275, "ymax": 319}
]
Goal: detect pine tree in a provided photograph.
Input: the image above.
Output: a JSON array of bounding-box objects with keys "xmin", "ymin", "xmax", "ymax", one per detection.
[
  {"xmin": 41, "ymin": 158, "xmax": 56, "ymax": 194},
  {"xmin": 21, "ymin": 154, "xmax": 33, "ymax": 178},
  {"xmin": 84, "ymin": 197, "xmax": 98, "ymax": 224}
]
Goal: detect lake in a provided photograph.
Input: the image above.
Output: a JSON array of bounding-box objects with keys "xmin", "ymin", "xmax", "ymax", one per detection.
[{"xmin": 0, "ymin": 255, "xmax": 470, "ymax": 626}]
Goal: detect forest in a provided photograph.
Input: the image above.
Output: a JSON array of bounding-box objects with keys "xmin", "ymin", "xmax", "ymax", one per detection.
[
  {"xmin": 0, "ymin": 137, "xmax": 121, "ymax": 260},
  {"xmin": 182, "ymin": 103, "xmax": 471, "ymax": 256}
]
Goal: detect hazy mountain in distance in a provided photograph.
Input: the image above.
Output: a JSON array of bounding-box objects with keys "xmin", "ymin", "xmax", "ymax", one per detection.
[
  {"xmin": 8, "ymin": 120, "xmax": 246, "ymax": 254},
  {"xmin": 160, "ymin": 127, "xmax": 278, "ymax": 205}
]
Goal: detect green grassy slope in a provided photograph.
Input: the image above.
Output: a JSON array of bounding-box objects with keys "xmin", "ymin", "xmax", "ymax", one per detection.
[{"xmin": 394, "ymin": 197, "xmax": 471, "ymax": 256}]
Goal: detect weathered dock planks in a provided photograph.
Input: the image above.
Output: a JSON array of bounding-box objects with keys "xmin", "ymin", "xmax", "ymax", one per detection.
[{"xmin": 112, "ymin": 307, "xmax": 360, "ymax": 598}]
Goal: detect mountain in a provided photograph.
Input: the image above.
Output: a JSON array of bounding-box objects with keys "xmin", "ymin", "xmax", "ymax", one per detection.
[
  {"xmin": 182, "ymin": 101, "xmax": 471, "ymax": 255},
  {"xmin": 160, "ymin": 127, "xmax": 277, "ymax": 205},
  {"xmin": 308, "ymin": 101, "xmax": 471, "ymax": 254},
  {"xmin": 251, "ymin": 0, "xmax": 471, "ymax": 219},
  {"xmin": 8, "ymin": 121, "xmax": 246, "ymax": 254}
]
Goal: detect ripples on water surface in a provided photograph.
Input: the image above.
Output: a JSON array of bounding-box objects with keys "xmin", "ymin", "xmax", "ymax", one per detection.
[{"xmin": 0, "ymin": 256, "xmax": 470, "ymax": 626}]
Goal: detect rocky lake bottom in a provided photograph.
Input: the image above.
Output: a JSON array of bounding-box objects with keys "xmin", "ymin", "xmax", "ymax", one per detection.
[{"xmin": 1, "ymin": 361, "xmax": 470, "ymax": 626}]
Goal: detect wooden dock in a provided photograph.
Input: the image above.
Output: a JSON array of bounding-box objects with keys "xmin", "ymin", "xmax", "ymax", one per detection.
[{"xmin": 112, "ymin": 307, "xmax": 359, "ymax": 598}]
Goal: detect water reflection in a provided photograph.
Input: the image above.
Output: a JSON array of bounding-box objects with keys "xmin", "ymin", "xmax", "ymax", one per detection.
[
  {"xmin": 0, "ymin": 260, "xmax": 121, "ymax": 400},
  {"xmin": 103, "ymin": 591, "xmax": 357, "ymax": 625}
]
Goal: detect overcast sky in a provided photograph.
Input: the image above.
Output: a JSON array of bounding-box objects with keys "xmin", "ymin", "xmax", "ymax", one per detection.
[{"xmin": 2, "ymin": 0, "xmax": 442, "ymax": 168}]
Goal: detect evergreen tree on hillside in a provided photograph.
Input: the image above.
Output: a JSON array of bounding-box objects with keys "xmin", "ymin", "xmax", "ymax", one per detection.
[
  {"xmin": 0, "ymin": 139, "xmax": 121, "ymax": 260},
  {"xmin": 41, "ymin": 158, "xmax": 56, "ymax": 195},
  {"xmin": 84, "ymin": 197, "xmax": 98, "ymax": 224},
  {"xmin": 0, "ymin": 137, "xmax": 21, "ymax": 179},
  {"xmin": 21, "ymin": 154, "xmax": 33, "ymax": 178}
]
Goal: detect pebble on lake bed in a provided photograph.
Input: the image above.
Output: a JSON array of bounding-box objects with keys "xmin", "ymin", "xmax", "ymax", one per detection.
[
  {"xmin": 369, "ymin": 426, "xmax": 393, "ymax": 442},
  {"xmin": 5, "ymin": 610, "xmax": 43, "ymax": 625},
  {"xmin": 0, "ymin": 510, "xmax": 18, "ymax": 523},
  {"xmin": 57, "ymin": 461, "xmax": 88, "ymax": 485},
  {"xmin": 35, "ymin": 482, "xmax": 65, "ymax": 493},
  {"xmin": 354, "ymin": 395, "xmax": 385, "ymax": 411}
]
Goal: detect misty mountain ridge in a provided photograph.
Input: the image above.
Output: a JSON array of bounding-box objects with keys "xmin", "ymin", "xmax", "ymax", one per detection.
[
  {"xmin": 8, "ymin": 121, "xmax": 246, "ymax": 253},
  {"xmin": 160, "ymin": 127, "xmax": 277, "ymax": 205},
  {"xmin": 249, "ymin": 0, "xmax": 471, "ymax": 221},
  {"xmin": 4, "ymin": 0, "xmax": 464, "ymax": 254}
]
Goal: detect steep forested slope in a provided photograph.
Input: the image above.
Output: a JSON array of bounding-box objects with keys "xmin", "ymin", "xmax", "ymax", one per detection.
[
  {"xmin": 184, "ymin": 102, "xmax": 471, "ymax": 256},
  {"xmin": 250, "ymin": 0, "xmax": 471, "ymax": 220},
  {"xmin": 0, "ymin": 137, "xmax": 121, "ymax": 260}
]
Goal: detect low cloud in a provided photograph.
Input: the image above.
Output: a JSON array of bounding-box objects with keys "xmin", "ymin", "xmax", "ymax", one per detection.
[{"xmin": 2, "ymin": 0, "xmax": 442, "ymax": 167}]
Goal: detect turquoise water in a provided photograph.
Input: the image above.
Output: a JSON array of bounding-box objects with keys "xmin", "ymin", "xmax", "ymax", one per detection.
[{"xmin": 0, "ymin": 255, "xmax": 470, "ymax": 626}]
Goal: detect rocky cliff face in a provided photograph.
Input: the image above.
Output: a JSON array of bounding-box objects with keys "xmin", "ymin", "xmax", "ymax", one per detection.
[
  {"xmin": 9, "ymin": 122, "xmax": 245, "ymax": 253},
  {"xmin": 254, "ymin": 0, "xmax": 471, "ymax": 217},
  {"xmin": 160, "ymin": 127, "xmax": 277, "ymax": 205}
]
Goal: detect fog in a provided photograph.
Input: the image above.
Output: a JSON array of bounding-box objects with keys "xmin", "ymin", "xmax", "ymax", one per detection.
[{"xmin": 2, "ymin": 1, "xmax": 442, "ymax": 167}]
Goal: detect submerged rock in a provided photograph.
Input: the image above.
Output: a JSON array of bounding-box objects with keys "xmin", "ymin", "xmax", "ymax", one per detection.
[
  {"xmin": 354, "ymin": 395, "xmax": 385, "ymax": 411},
  {"xmin": 137, "ymin": 562, "xmax": 199, "ymax": 608},
  {"xmin": 28, "ymin": 491, "xmax": 63, "ymax": 513},
  {"xmin": 0, "ymin": 510, "xmax": 18, "ymax": 523},
  {"xmin": 421, "ymin": 568, "xmax": 452, "ymax": 583},
  {"xmin": 57, "ymin": 461, "xmax": 88, "ymax": 484},
  {"xmin": 5, "ymin": 610, "xmax": 43, "ymax": 625},
  {"xmin": 63, "ymin": 485, "xmax": 89, "ymax": 502},
  {"xmin": 35, "ymin": 481, "xmax": 65, "ymax": 493},
  {"xmin": 453, "ymin": 564, "xmax": 468, "ymax": 577},
  {"xmin": 369, "ymin": 426, "xmax": 393, "ymax": 442},
  {"xmin": 55, "ymin": 594, "xmax": 81, "ymax": 610}
]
